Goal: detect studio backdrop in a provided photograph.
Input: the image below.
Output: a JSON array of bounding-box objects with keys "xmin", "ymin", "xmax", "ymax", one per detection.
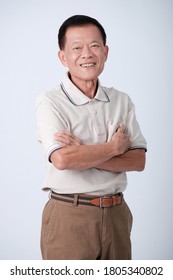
[{"xmin": 0, "ymin": 0, "xmax": 172, "ymax": 259}]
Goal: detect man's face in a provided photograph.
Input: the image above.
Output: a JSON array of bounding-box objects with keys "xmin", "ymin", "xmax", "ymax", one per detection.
[{"xmin": 58, "ymin": 24, "xmax": 109, "ymax": 85}]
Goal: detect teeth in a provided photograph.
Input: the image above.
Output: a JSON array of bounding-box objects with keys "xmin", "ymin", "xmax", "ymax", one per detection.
[{"xmin": 81, "ymin": 63, "xmax": 95, "ymax": 67}]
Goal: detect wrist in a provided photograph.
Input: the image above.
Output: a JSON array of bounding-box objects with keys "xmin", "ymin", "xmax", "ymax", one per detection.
[{"xmin": 105, "ymin": 142, "xmax": 118, "ymax": 158}]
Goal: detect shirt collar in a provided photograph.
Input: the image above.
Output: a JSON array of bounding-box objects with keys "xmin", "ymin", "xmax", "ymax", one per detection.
[{"xmin": 60, "ymin": 72, "xmax": 110, "ymax": 106}]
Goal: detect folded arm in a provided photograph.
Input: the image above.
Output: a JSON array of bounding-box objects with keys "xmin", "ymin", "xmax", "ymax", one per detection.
[
  {"xmin": 96, "ymin": 149, "xmax": 146, "ymax": 172},
  {"xmin": 50, "ymin": 126, "xmax": 132, "ymax": 171}
]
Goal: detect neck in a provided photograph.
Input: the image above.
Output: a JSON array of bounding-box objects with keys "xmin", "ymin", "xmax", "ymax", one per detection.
[{"xmin": 69, "ymin": 74, "xmax": 98, "ymax": 99}]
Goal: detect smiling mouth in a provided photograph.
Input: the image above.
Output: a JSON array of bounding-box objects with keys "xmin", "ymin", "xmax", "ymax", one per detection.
[{"xmin": 80, "ymin": 63, "xmax": 96, "ymax": 68}]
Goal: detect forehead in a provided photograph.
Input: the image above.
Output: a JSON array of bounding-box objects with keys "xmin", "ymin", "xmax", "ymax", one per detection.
[{"xmin": 65, "ymin": 24, "xmax": 103, "ymax": 43}]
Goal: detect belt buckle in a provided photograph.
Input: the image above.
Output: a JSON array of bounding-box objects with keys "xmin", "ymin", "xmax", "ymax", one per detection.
[
  {"xmin": 99, "ymin": 196, "xmax": 110, "ymax": 208},
  {"xmin": 99, "ymin": 197, "xmax": 103, "ymax": 208}
]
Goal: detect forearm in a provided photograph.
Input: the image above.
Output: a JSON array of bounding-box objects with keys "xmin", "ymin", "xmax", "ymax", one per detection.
[
  {"xmin": 51, "ymin": 142, "xmax": 118, "ymax": 170},
  {"xmin": 51, "ymin": 128, "xmax": 130, "ymax": 170},
  {"xmin": 96, "ymin": 149, "xmax": 146, "ymax": 172}
]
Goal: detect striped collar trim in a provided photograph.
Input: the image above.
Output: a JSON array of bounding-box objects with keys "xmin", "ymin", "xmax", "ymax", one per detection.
[{"xmin": 60, "ymin": 73, "xmax": 110, "ymax": 106}]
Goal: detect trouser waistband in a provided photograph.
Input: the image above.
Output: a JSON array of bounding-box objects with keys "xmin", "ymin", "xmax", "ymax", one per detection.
[{"xmin": 50, "ymin": 191, "xmax": 123, "ymax": 208}]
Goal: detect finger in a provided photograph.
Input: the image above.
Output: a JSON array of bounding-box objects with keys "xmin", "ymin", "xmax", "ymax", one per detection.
[
  {"xmin": 54, "ymin": 131, "xmax": 77, "ymax": 141},
  {"xmin": 54, "ymin": 132, "xmax": 73, "ymax": 142},
  {"xmin": 73, "ymin": 137, "xmax": 82, "ymax": 145},
  {"xmin": 116, "ymin": 124, "xmax": 125, "ymax": 133},
  {"xmin": 55, "ymin": 132, "xmax": 82, "ymax": 144},
  {"xmin": 58, "ymin": 141, "xmax": 66, "ymax": 147},
  {"xmin": 56, "ymin": 135, "xmax": 71, "ymax": 145},
  {"xmin": 56, "ymin": 135, "xmax": 82, "ymax": 146},
  {"xmin": 54, "ymin": 131, "xmax": 73, "ymax": 138}
]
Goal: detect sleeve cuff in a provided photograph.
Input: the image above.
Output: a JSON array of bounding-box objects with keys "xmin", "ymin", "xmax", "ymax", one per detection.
[{"xmin": 48, "ymin": 147, "xmax": 61, "ymax": 162}]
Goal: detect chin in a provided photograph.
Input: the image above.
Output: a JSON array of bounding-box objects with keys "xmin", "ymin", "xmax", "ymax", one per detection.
[{"xmin": 81, "ymin": 71, "xmax": 100, "ymax": 80}]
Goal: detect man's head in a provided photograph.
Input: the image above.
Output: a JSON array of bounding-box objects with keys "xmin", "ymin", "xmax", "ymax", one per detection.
[
  {"xmin": 58, "ymin": 15, "xmax": 107, "ymax": 50},
  {"xmin": 58, "ymin": 15, "xmax": 109, "ymax": 88}
]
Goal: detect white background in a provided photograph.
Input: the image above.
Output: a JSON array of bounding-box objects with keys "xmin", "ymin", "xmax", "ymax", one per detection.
[{"xmin": 0, "ymin": 0, "xmax": 172, "ymax": 260}]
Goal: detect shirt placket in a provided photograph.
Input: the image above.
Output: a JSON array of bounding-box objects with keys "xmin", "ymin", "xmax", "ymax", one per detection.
[{"xmin": 89, "ymin": 100, "xmax": 106, "ymax": 144}]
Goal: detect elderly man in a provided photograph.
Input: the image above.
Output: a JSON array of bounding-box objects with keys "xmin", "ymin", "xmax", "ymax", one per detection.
[{"xmin": 36, "ymin": 15, "xmax": 147, "ymax": 260}]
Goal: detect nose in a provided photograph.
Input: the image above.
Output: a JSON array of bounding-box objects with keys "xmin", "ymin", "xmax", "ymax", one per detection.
[{"xmin": 81, "ymin": 45, "xmax": 93, "ymax": 59}]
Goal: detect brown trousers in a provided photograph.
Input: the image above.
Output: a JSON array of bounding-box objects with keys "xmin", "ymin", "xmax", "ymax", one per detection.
[{"xmin": 41, "ymin": 195, "xmax": 133, "ymax": 260}]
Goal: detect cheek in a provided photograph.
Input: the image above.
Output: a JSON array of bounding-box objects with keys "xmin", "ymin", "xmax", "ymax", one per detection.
[
  {"xmin": 65, "ymin": 53, "xmax": 78, "ymax": 65},
  {"xmin": 95, "ymin": 49, "xmax": 107, "ymax": 62},
  {"xmin": 98, "ymin": 54, "xmax": 107, "ymax": 67}
]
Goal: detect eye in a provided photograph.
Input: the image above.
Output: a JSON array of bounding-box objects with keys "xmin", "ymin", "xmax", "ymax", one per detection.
[
  {"xmin": 91, "ymin": 44, "xmax": 100, "ymax": 48},
  {"xmin": 72, "ymin": 46, "xmax": 82, "ymax": 51}
]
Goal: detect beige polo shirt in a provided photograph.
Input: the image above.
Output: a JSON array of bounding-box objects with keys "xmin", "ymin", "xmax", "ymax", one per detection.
[{"xmin": 36, "ymin": 73, "xmax": 147, "ymax": 195}]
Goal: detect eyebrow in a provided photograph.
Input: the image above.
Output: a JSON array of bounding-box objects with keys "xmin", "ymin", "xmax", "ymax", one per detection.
[
  {"xmin": 71, "ymin": 40, "xmax": 101, "ymax": 45},
  {"xmin": 71, "ymin": 41, "xmax": 82, "ymax": 45}
]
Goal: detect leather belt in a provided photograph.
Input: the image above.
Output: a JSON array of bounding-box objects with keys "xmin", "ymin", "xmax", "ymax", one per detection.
[{"xmin": 51, "ymin": 191, "xmax": 122, "ymax": 208}]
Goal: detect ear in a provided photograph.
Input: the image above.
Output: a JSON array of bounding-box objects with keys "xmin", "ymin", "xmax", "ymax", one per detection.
[
  {"xmin": 104, "ymin": 45, "xmax": 109, "ymax": 61},
  {"xmin": 58, "ymin": 50, "xmax": 68, "ymax": 67}
]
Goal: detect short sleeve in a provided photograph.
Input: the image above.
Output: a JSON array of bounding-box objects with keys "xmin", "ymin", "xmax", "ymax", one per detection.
[
  {"xmin": 126, "ymin": 98, "xmax": 147, "ymax": 151},
  {"xmin": 36, "ymin": 93, "xmax": 68, "ymax": 161}
]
